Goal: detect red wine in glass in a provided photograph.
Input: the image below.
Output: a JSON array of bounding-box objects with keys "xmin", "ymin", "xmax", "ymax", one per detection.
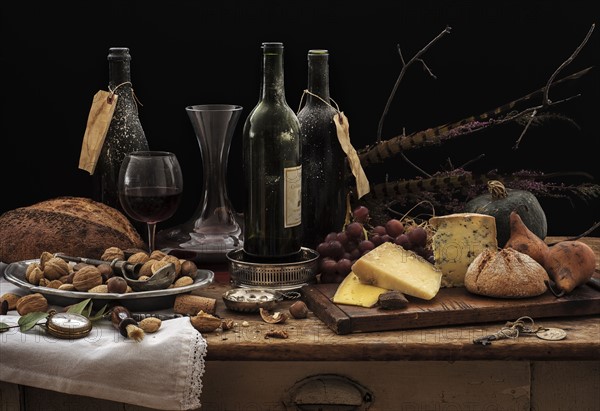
[
  {"xmin": 118, "ymin": 151, "xmax": 183, "ymax": 252},
  {"xmin": 120, "ymin": 187, "xmax": 182, "ymax": 223}
]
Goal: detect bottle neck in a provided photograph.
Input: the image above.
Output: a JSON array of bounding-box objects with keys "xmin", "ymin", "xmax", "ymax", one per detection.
[
  {"xmin": 306, "ymin": 51, "xmax": 330, "ymax": 106},
  {"xmin": 108, "ymin": 48, "xmax": 134, "ymax": 100},
  {"xmin": 260, "ymin": 43, "xmax": 286, "ymax": 102}
]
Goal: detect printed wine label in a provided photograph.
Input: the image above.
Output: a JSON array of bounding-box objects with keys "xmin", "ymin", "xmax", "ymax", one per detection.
[{"xmin": 284, "ymin": 165, "xmax": 302, "ymax": 228}]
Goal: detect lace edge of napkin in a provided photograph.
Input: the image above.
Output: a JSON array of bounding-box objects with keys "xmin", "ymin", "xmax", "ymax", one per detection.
[{"xmin": 181, "ymin": 329, "xmax": 208, "ymax": 410}]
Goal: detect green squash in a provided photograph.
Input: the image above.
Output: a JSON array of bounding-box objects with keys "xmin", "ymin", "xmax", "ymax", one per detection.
[{"xmin": 464, "ymin": 180, "xmax": 547, "ymax": 247}]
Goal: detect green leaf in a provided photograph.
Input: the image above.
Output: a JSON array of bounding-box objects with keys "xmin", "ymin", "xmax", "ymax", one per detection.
[
  {"xmin": 88, "ymin": 304, "xmax": 109, "ymax": 322},
  {"xmin": 18, "ymin": 312, "xmax": 49, "ymax": 332},
  {"xmin": 0, "ymin": 322, "xmax": 10, "ymax": 332},
  {"xmin": 67, "ymin": 298, "xmax": 92, "ymax": 316}
]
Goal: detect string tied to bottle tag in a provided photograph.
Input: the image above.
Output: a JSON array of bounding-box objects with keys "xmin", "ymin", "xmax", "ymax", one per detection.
[
  {"xmin": 78, "ymin": 82, "xmax": 141, "ymax": 175},
  {"xmin": 298, "ymin": 90, "xmax": 370, "ymax": 199}
]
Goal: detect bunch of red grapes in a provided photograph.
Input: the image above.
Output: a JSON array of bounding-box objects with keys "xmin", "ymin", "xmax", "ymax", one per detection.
[{"xmin": 316, "ymin": 205, "xmax": 434, "ymax": 283}]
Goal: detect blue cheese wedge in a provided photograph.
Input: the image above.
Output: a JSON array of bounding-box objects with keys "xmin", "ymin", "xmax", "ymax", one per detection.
[
  {"xmin": 429, "ymin": 213, "xmax": 498, "ymax": 287},
  {"xmin": 351, "ymin": 242, "xmax": 442, "ymax": 300},
  {"xmin": 332, "ymin": 272, "xmax": 389, "ymax": 308}
]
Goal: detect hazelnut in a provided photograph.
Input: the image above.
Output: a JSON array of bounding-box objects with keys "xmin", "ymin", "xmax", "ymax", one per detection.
[
  {"xmin": 289, "ymin": 300, "xmax": 309, "ymax": 319},
  {"xmin": 106, "ymin": 276, "xmax": 128, "ymax": 294},
  {"xmin": 180, "ymin": 260, "xmax": 198, "ymax": 279}
]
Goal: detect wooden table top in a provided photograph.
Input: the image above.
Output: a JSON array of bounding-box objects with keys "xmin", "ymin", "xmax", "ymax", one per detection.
[{"xmin": 196, "ymin": 237, "xmax": 600, "ymax": 362}]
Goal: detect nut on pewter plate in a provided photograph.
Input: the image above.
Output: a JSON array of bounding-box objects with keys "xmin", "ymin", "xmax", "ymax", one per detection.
[{"xmin": 222, "ymin": 288, "xmax": 283, "ymax": 313}]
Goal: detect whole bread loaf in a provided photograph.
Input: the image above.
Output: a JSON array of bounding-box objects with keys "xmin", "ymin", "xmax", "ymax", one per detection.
[
  {"xmin": 464, "ymin": 248, "xmax": 549, "ymax": 298},
  {"xmin": 0, "ymin": 196, "xmax": 146, "ymax": 263}
]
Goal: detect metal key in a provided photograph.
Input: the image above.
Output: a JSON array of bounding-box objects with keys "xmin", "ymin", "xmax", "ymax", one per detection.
[{"xmin": 473, "ymin": 326, "xmax": 520, "ymax": 346}]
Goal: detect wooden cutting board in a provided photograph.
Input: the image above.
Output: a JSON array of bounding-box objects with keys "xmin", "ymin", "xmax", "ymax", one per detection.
[{"xmin": 301, "ymin": 282, "xmax": 600, "ymax": 335}]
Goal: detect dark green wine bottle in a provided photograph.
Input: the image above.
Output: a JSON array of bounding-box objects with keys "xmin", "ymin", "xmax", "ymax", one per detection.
[
  {"xmin": 298, "ymin": 50, "xmax": 346, "ymax": 249},
  {"xmin": 96, "ymin": 47, "xmax": 149, "ymax": 211},
  {"xmin": 242, "ymin": 42, "xmax": 302, "ymax": 259}
]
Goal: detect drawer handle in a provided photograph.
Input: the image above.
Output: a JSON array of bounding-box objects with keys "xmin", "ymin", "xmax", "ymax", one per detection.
[{"xmin": 283, "ymin": 374, "xmax": 373, "ymax": 410}]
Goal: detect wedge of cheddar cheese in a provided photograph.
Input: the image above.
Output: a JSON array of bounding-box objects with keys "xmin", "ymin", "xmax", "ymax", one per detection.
[
  {"xmin": 351, "ymin": 242, "xmax": 442, "ymax": 300},
  {"xmin": 429, "ymin": 213, "xmax": 498, "ymax": 287},
  {"xmin": 332, "ymin": 272, "xmax": 389, "ymax": 308}
]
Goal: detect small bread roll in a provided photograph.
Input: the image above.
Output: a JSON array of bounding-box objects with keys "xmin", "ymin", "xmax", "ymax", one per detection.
[{"xmin": 465, "ymin": 248, "xmax": 549, "ymax": 298}]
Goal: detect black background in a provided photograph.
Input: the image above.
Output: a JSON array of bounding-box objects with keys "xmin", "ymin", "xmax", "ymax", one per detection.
[{"xmin": 1, "ymin": 1, "xmax": 598, "ymax": 237}]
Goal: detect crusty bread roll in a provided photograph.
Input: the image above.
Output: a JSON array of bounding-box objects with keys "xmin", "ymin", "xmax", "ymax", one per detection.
[
  {"xmin": 0, "ymin": 196, "xmax": 146, "ymax": 263},
  {"xmin": 464, "ymin": 248, "xmax": 549, "ymax": 298}
]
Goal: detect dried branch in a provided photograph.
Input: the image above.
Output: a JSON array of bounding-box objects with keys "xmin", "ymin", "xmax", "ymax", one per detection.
[
  {"xmin": 359, "ymin": 67, "xmax": 592, "ymax": 167},
  {"xmin": 514, "ymin": 23, "xmax": 595, "ymax": 148},
  {"xmin": 543, "ymin": 23, "xmax": 595, "ymax": 106},
  {"xmin": 377, "ymin": 26, "xmax": 451, "ymax": 144}
]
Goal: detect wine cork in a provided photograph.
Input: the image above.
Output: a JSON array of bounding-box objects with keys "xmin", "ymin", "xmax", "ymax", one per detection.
[{"xmin": 174, "ymin": 294, "xmax": 217, "ymax": 316}]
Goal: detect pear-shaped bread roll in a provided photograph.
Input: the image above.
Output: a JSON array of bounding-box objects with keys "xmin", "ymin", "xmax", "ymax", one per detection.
[{"xmin": 465, "ymin": 248, "xmax": 549, "ymax": 298}]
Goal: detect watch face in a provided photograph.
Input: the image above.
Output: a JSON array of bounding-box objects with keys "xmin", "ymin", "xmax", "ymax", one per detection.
[{"xmin": 47, "ymin": 313, "xmax": 92, "ymax": 339}]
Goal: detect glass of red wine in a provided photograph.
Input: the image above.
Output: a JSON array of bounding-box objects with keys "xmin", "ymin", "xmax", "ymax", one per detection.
[{"xmin": 118, "ymin": 151, "xmax": 183, "ymax": 252}]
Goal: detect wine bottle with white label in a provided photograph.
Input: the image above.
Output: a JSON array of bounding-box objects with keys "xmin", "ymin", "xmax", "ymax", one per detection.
[{"xmin": 242, "ymin": 42, "xmax": 302, "ymax": 259}]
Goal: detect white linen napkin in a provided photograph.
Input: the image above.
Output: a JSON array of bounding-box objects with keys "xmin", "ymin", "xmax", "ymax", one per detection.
[{"xmin": 0, "ymin": 314, "xmax": 207, "ymax": 410}]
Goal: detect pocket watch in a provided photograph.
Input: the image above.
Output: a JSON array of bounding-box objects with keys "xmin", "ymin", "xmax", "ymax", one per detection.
[{"xmin": 46, "ymin": 310, "xmax": 92, "ymax": 339}]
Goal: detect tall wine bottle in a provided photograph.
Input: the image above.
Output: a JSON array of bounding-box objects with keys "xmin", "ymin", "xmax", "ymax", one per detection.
[
  {"xmin": 242, "ymin": 42, "xmax": 302, "ymax": 259},
  {"xmin": 298, "ymin": 49, "xmax": 346, "ymax": 249},
  {"xmin": 96, "ymin": 47, "xmax": 149, "ymax": 211}
]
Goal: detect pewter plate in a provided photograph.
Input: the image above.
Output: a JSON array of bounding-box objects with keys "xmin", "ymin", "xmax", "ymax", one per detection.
[{"xmin": 3, "ymin": 259, "xmax": 214, "ymax": 311}]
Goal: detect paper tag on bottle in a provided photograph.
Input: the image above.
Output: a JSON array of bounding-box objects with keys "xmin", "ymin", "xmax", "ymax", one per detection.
[
  {"xmin": 333, "ymin": 112, "xmax": 370, "ymax": 199},
  {"xmin": 78, "ymin": 90, "xmax": 118, "ymax": 174}
]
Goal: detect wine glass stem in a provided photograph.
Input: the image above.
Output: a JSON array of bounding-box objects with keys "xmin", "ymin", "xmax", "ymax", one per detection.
[{"xmin": 147, "ymin": 222, "xmax": 157, "ymax": 253}]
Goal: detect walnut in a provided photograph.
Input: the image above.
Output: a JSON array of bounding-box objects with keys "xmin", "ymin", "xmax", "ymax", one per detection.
[
  {"xmin": 149, "ymin": 250, "xmax": 167, "ymax": 260},
  {"xmin": 72, "ymin": 266, "xmax": 103, "ymax": 291},
  {"xmin": 16, "ymin": 293, "xmax": 48, "ymax": 315},
  {"xmin": 39, "ymin": 251, "xmax": 54, "ymax": 270},
  {"xmin": 43, "ymin": 257, "xmax": 71, "ymax": 280},
  {"xmin": 25, "ymin": 262, "xmax": 41, "ymax": 278},
  {"xmin": 101, "ymin": 247, "xmax": 125, "ymax": 262}
]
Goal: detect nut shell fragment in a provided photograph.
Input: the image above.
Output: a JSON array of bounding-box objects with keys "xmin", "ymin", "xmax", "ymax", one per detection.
[
  {"xmin": 190, "ymin": 310, "xmax": 221, "ymax": 333},
  {"xmin": 259, "ymin": 308, "xmax": 287, "ymax": 324}
]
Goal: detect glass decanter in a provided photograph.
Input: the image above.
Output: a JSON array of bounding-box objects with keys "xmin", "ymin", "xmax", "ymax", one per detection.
[{"xmin": 156, "ymin": 104, "xmax": 243, "ymax": 262}]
